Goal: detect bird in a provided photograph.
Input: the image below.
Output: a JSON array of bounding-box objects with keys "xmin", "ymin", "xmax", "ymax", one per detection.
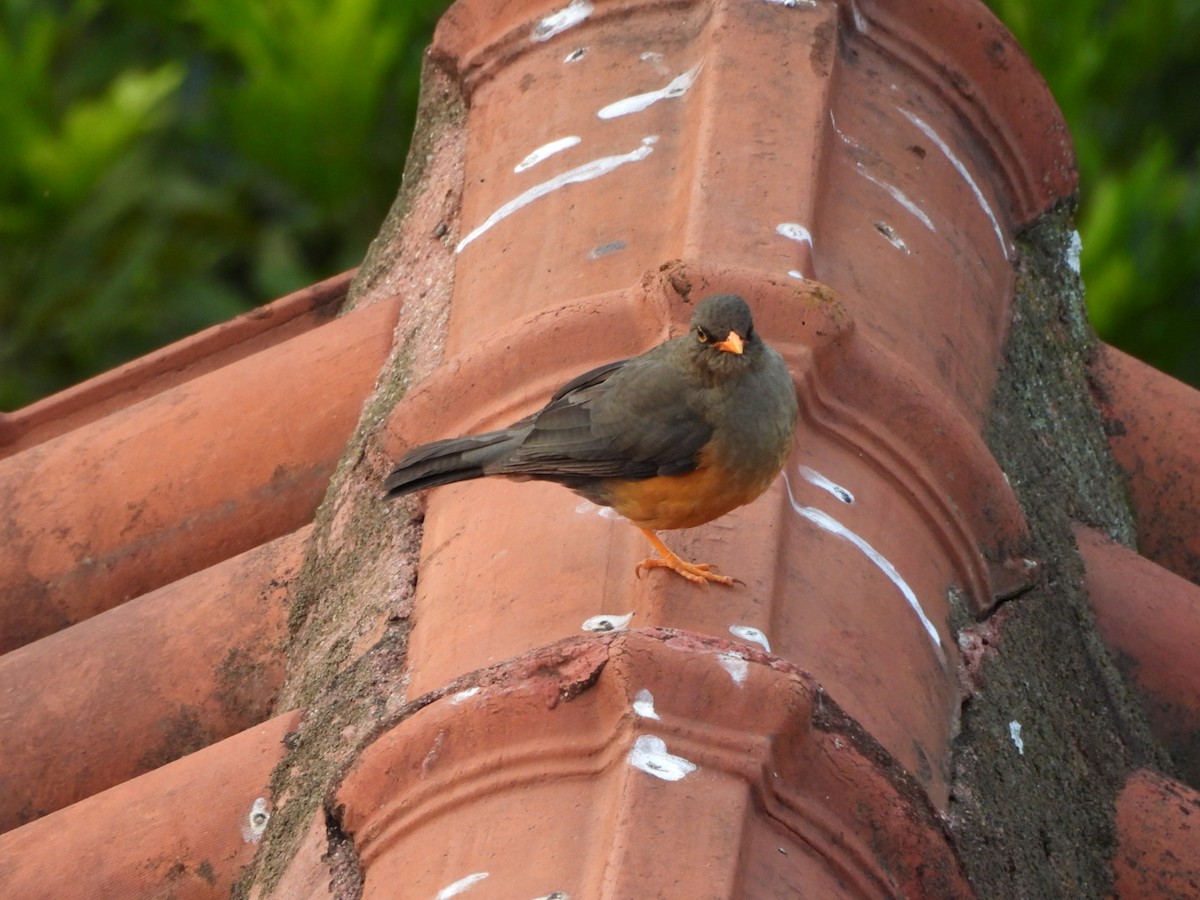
[{"xmin": 383, "ymin": 294, "xmax": 798, "ymax": 585}]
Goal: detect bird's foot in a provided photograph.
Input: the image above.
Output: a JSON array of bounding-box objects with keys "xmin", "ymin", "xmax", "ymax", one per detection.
[
  {"xmin": 635, "ymin": 555, "xmax": 736, "ymax": 586},
  {"xmin": 634, "ymin": 529, "xmax": 738, "ymax": 586}
]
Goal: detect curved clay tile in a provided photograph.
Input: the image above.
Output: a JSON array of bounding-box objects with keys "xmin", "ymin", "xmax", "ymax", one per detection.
[{"xmin": 1, "ymin": 1, "xmax": 1199, "ymax": 897}]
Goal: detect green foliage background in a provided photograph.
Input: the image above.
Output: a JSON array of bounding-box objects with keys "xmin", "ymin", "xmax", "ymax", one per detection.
[
  {"xmin": 0, "ymin": 0, "xmax": 450, "ymax": 408},
  {"xmin": 1, "ymin": 0, "xmax": 1197, "ymax": 409},
  {"xmin": 987, "ymin": 0, "xmax": 1200, "ymax": 389}
]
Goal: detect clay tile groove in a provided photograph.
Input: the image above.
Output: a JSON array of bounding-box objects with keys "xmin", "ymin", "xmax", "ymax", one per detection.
[
  {"xmin": 0, "ymin": 711, "xmax": 301, "ymax": 898},
  {"xmin": 0, "ymin": 270, "xmax": 353, "ymax": 458},
  {"xmin": 1091, "ymin": 344, "xmax": 1200, "ymax": 586},
  {"xmin": 0, "ymin": 294, "xmax": 397, "ymax": 652},
  {"xmin": 1113, "ymin": 769, "xmax": 1200, "ymax": 898},
  {"xmin": 337, "ymin": 631, "xmax": 972, "ymax": 899},
  {"xmin": 0, "ymin": 527, "xmax": 304, "ymax": 833},
  {"xmin": 1078, "ymin": 524, "xmax": 1200, "ymax": 786}
]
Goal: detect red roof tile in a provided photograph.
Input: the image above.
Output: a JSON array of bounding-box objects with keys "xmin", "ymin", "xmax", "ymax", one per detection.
[
  {"xmin": 1, "ymin": 1, "xmax": 1198, "ymax": 897},
  {"xmin": 1092, "ymin": 344, "xmax": 1200, "ymax": 585},
  {"xmin": 0, "ymin": 528, "xmax": 303, "ymax": 831},
  {"xmin": 0, "ymin": 712, "xmax": 300, "ymax": 896},
  {"xmin": 0, "ymin": 286, "xmax": 397, "ymax": 651}
]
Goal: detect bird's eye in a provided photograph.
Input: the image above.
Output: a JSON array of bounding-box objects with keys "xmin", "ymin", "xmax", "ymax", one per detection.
[{"xmin": 696, "ymin": 327, "xmax": 710, "ymax": 343}]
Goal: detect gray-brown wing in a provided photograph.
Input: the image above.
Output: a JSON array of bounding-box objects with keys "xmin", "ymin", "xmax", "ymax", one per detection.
[{"xmin": 488, "ymin": 349, "xmax": 712, "ymax": 483}]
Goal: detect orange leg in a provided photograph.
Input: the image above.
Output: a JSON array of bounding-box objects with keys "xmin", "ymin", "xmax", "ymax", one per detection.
[{"xmin": 635, "ymin": 528, "xmax": 737, "ymax": 586}]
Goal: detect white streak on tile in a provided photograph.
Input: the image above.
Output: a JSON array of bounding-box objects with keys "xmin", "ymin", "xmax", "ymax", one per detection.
[
  {"xmin": 436, "ymin": 872, "xmax": 489, "ymax": 899},
  {"xmin": 633, "ymin": 688, "xmax": 659, "ymax": 719},
  {"xmin": 628, "ymin": 735, "xmax": 696, "ymax": 781},
  {"xmin": 449, "ymin": 686, "xmax": 480, "ymax": 705},
  {"xmin": 856, "ymin": 167, "xmax": 935, "ymax": 231},
  {"xmin": 457, "ymin": 137, "xmax": 657, "ymax": 253},
  {"xmin": 875, "ymin": 221, "xmax": 910, "ymax": 254},
  {"xmin": 242, "ymin": 797, "xmax": 269, "ymax": 843},
  {"xmin": 777, "ymin": 223, "xmax": 815, "ymax": 278},
  {"xmin": 848, "ymin": 0, "xmax": 869, "ymax": 32},
  {"xmin": 798, "ymin": 465, "xmax": 855, "ymax": 504},
  {"xmin": 832, "ymin": 111, "xmax": 930, "ymax": 236},
  {"xmin": 717, "ymin": 651, "xmax": 749, "ymax": 685},
  {"xmin": 899, "ymin": 108, "xmax": 1008, "ymax": 259},
  {"xmin": 776, "ymin": 222, "xmax": 813, "ymax": 247},
  {"xmin": 582, "ymin": 612, "xmax": 633, "ymax": 633},
  {"xmin": 784, "ymin": 472, "xmax": 946, "ymax": 663},
  {"xmin": 639, "ymin": 51, "xmax": 669, "ymax": 75},
  {"xmin": 829, "ymin": 111, "xmax": 864, "ymax": 151},
  {"xmin": 563, "ymin": 47, "xmax": 588, "ymax": 63},
  {"xmin": 515, "ymin": 136, "xmax": 582, "ymax": 173},
  {"xmin": 598, "ymin": 64, "xmax": 702, "ymax": 119},
  {"xmin": 533, "ymin": 0, "xmax": 592, "ymax": 42},
  {"xmin": 1067, "ymin": 230, "xmax": 1083, "ymax": 275},
  {"xmin": 760, "ymin": 0, "xmax": 815, "ymax": 6},
  {"xmin": 1009, "ymin": 720, "xmax": 1025, "ymax": 755},
  {"xmin": 729, "ymin": 624, "xmax": 771, "ymax": 653}
]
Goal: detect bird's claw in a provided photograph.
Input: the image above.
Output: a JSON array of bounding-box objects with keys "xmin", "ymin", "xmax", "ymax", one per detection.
[{"xmin": 635, "ymin": 556, "xmax": 737, "ymax": 586}]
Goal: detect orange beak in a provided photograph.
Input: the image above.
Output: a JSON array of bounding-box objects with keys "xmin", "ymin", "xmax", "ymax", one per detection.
[{"xmin": 714, "ymin": 331, "xmax": 744, "ymax": 354}]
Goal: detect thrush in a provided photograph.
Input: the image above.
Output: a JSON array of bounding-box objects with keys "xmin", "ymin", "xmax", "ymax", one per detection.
[{"xmin": 383, "ymin": 293, "xmax": 798, "ymax": 585}]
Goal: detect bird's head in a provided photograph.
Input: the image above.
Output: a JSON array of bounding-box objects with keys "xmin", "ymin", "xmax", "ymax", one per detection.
[{"xmin": 687, "ymin": 294, "xmax": 759, "ymax": 379}]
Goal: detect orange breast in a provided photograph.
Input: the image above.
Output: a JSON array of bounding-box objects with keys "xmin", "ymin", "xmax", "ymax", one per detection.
[{"xmin": 601, "ymin": 448, "xmax": 777, "ymax": 531}]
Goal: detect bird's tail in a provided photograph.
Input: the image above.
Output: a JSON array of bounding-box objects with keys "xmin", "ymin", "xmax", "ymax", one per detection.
[{"xmin": 382, "ymin": 428, "xmax": 524, "ymax": 499}]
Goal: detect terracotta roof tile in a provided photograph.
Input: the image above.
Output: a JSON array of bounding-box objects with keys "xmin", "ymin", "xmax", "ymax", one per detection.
[
  {"xmin": 1, "ymin": 0, "xmax": 1198, "ymax": 896},
  {"xmin": 1113, "ymin": 770, "xmax": 1200, "ymax": 898},
  {"xmin": 0, "ymin": 711, "xmax": 300, "ymax": 896},
  {"xmin": 0, "ymin": 287, "xmax": 397, "ymax": 651},
  {"xmin": 0, "ymin": 527, "xmax": 303, "ymax": 831},
  {"xmin": 1091, "ymin": 344, "xmax": 1200, "ymax": 585},
  {"xmin": 338, "ymin": 631, "xmax": 972, "ymax": 898},
  {"xmin": 1079, "ymin": 525, "xmax": 1200, "ymax": 785},
  {"xmin": 0, "ymin": 270, "xmax": 353, "ymax": 457}
]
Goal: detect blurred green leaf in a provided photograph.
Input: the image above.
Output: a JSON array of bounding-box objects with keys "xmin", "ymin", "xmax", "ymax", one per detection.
[
  {"xmin": 24, "ymin": 64, "xmax": 184, "ymax": 206},
  {"xmin": 0, "ymin": 0, "xmax": 452, "ymax": 410},
  {"xmin": 987, "ymin": 0, "xmax": 1200, "ymax": 388},
  {"xmin": 3, "ymin": 0, "xmax": 1198, "ymax": 411}
]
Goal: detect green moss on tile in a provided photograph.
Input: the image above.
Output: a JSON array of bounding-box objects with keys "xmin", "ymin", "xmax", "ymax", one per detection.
[
  {"xmin": 951, "ymin": 199, "xmax": 1172, "ymax": 898},
  {"xmin": 348, "ymin": 56, "xmax": 466, "ymax": 312},
  {"xmin": 232, "ymin": 50, "xmax": 464, "ymax": 900}
]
